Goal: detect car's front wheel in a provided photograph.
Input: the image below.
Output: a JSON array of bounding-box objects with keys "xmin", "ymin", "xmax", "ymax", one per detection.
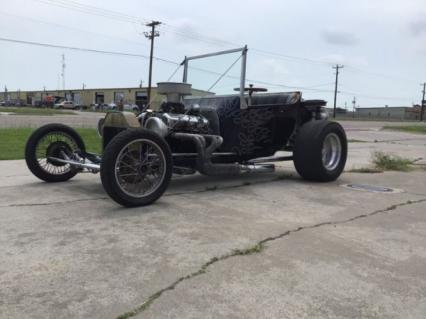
[
  {"xmin": 25, "ymin": 124, "xmax": 85, "ymax": 182},
  {"xmin": 100, "ymin": 129, "xmax": 172, "ymax": 207},
  {"xmin": 293, "ymin": 120, "xmax": 347, "ymax": 182}
]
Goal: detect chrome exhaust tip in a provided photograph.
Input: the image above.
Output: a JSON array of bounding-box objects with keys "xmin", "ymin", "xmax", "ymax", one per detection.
[{"xmin": 240, "ymin": 163, "xmax": 275, "ymax": 173}]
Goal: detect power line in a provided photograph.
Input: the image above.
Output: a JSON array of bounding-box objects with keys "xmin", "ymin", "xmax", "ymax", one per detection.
[
  {"xmin": 31, "ymin": 0, "xmax": 423, "ymax": 87},
  {"xmin": 31, "ymin": 0, "xmax": 338, "ymax": 67},
  {"xmin": 0, "ymin": 36, "xmax": 177, "ymax": 65},
  {"xmin": 34, "ymin": 0, "xmax": 147, "ymax": 24},
  {"xmin": 339, "ymin": 89, "xmax": 412, "ymax": 101},
  {"xmin": 0, "ymin": 10, "xmax": 150, "ymax": 49},
  {"xmin": 0, "ymin": 36, "xmax": 417, "ymax": 101},
  {"xmin": 344, "ymin": 66, "xmax": 418, "ymax": 85}
]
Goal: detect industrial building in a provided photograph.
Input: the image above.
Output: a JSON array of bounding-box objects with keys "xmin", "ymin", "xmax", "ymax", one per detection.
[
  {"xmin": 2, "ymin": 86, "xmax": 211, "ymax": 109},
  {"xmin": 354, "ymin": 106, "xmax": 422, "ymax": 121}
]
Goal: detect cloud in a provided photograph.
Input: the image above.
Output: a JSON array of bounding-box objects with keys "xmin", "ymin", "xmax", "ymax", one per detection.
[
  {"xmin": 321, "ymin": 30, "xmax": 359, "ymax": 46},
  {"xmin": 409, "ymin": 19, "xmax": 426, "ymax": 36}
]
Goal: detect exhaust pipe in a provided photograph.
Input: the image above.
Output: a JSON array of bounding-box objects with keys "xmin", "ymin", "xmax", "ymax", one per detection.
[
  {"xmin": 171, "ymin": 133, "xmax": 275, "ymax": 175},
  {"xmin": 240, "ymin": 163, "xmax": 275, "ymax": 173}
]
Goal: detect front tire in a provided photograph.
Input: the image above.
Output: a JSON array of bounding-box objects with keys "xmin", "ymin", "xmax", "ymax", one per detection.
[
  {"xmin": 25, "ymin": 124, "xmax": 86, "ymax": 182},
  {"xmin": 293, "ymin": 120, "xmax": 347, "ymax": 182},
  {"xmin": 100, "ymin": 129, "xmax": 172, "ymax": 207}
]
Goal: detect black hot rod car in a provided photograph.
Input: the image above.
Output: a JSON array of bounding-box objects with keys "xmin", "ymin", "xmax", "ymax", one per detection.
[{"xmin": 25, "ymin": 48, "xmax": 347, "ymax": 207}]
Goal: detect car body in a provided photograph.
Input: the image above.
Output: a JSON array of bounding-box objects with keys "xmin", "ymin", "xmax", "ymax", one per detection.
[
  {"xmin": 123, "ymin": 104, "xmax": 139, "ymax": 112},
  {"xmin": 24, "ymin": 47, "xmax": 347, "ymax": 208},
  {"xmin": 54, "ymin": 101, "xmax": 76, "ymax": 109},
  {"xmin": 106, "ymin": 102, "xmax": 117, "ymax": 110}
]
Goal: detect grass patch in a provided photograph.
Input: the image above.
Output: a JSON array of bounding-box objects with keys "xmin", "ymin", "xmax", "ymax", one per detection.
[
  {"xmin": 0, "ymin": 107, "xmax": 75, "ymax": 116},
  {"xmin": 383, "ymin": 125, "xmax": 426, "ymax": 135},
  {"xmin": 372, "ymin": 151, "xmax": 414, "ymax": 171},
  {"xmin": 0, "ymin": 127, "xmax": 101, "ymax": 160}
]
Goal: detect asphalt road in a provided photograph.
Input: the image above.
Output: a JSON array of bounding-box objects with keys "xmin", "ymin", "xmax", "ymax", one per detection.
[{"xmin": 1, "ymin": 122, "xmax": 426, "ymax": 318}]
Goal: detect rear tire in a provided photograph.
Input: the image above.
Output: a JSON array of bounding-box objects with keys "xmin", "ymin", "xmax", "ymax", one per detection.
[
  {"xmin": 25, "ymin": 124, "xmax": 85, "ymax": 182},
  {"xmin": 293, "ymin": 120, "xmax": 347, "ymax": 182},
  {"xmin": 100, "ymin": 129, "xmax": 172, "ymax": 207}
]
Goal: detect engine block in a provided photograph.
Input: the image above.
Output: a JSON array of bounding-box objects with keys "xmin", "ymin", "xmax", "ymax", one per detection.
[{"xmin": 140, "ymin": 111, "xmax": 210, "ymax": 137}]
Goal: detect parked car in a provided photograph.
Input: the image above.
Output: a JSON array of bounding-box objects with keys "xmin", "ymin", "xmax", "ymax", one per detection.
[
  {"xmin": 123, "ymin": 104, "xmax": 140, "ymax": 112},
  {"xmin": 54, "ymin": 101, "xmax": 76, "ymax": 109},
  {"xmin": 91, "ymin": 103, "xmax": 109, "ymax": 111},
  {"xmin": 107, "ymin": 102, "xmax": 117, "ymax": 110}
]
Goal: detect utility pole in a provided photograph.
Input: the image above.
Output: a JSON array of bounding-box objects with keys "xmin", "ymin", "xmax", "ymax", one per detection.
[
  {"xmin": 61, "ymin": 54, "xmax": 66, "ymax": 90},
  {"xmin": 332, "ymin": 64, "xmax": 344, "ymax": 118},
  {"xmin": 144, "ymin": 21, "xmax": 161, "ymax": 109},
  {"xmin": 42, "ymin": 86, "xmax": 46, "ymax": 106},
  {"xmin": 352, "ymin": 96, "xmax": 356, "ymax": 118},
  {"xmin": 421, "ymin": 82, "xmax": 426, "ymax": 122}
]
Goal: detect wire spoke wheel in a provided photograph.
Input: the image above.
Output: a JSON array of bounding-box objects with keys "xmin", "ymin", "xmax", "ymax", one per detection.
[
  {"xmin": 35, "ymin": 131, "xmax": 79, "ymax": 175},
  {"xmin": 321, "ymin": 133, "xmax": 342, "ymax": 171},
  {"xmin": 101, "ymin": 129, "xmax": 172, "ymax": 207},
  {"xmin": 114, "ymin": 139, "xmax": 166, "ymax": 198},
  {"xmin": 25, "ymin": 124, "xmax": 86, "ymax": 182}
]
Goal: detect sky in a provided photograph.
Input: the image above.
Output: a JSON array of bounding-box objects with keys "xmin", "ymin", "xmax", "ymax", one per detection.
[{"xmin": 0, "ymin": 0, "xmax": 425, "ymax": 108}]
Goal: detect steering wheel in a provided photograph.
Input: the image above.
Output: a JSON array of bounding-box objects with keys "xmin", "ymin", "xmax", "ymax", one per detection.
[{"xmin": 234, "ymin": 84, "xmax": 268, "ymax": 96}]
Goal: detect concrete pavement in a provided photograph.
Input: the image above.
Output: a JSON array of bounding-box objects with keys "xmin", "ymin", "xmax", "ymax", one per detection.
[{"xmin": 1, "ymin": 122, "xmax": 426, "ymax": 319}]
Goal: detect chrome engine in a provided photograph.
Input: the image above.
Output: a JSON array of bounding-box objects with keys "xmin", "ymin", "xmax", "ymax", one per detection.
[
  {"xmin": 139, "ymin": 82, "xmax": 210, "ymax": 137},
  {"xmin": 139, "ymin": 110, "xmax": 210, "ymax": 137}
]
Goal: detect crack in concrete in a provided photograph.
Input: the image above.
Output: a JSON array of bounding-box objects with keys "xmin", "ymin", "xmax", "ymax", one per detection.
[
  {"xmin": 1, "ymin": 174, "xmax": 293, "ymax": 208},
  {"xmin": 165, "ymin": 173, "xmax": 293, "ymax": 197},
  {"xmin": 0, "ymin": 197, "xmax": 109, "ymax": 208},
  {"xmin": 116, "ymin": 198, "xmax": 426, "ymax": 319}
]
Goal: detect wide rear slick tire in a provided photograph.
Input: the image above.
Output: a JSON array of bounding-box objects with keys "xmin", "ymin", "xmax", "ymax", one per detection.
[
  {"xmin": 25, "ymin": 123, "xmax": 85, "ymax": 182},
  {"xmin": 100, "ymin": 129, "xmax": 173, "ymax": 207},
  {"xmin": 293, "ymin": 120, "xmax": 347, "ymax": 182}
]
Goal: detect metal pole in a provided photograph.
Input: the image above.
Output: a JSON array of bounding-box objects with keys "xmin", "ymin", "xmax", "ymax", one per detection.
[
  {"xmin": 421, "ymin": 82, "xmax": 426, "ymax": 122},
  {"xmin": 182, "ymin": 56, "xmax": 188, "ymax": 83},
  {"xmin": 185, "ymin": 47, "xmax": 247, "ymax": 61},
  {"xmin": 240, "ymin": 45, "xmax": 248, "ymax": 109},
  {"xmin": 144, "ymin": 21, "xmax": 161, "ymax": 109},
  {"xmin": 332, "ymin": 64, "xmax": 343, "ymax": 119},
  {"xmin": 61, "ymin": 54, "xmax": 65, "ymax": 90}
]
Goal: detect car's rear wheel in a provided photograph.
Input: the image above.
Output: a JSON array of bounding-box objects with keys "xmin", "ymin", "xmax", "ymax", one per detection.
[
  {"xmin": 100, "ymin": 129, "xmax": 172, "ymax": 207},
  {"xmin": 25, "ymin": 124, "xmax": 85, "ymax": 182},
  {"xmin": 293, "ymin": 120, "xmax": 347, "ymax": 182}
]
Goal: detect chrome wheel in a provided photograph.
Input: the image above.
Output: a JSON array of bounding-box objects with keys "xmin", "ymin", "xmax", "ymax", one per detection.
[
  {"xmin": 114, "ymin": 139, "xmax": 166, "ymax": 198},
  {"xmin": 322, "ymin": 133, "xmax": 342, "ymax": 171}
]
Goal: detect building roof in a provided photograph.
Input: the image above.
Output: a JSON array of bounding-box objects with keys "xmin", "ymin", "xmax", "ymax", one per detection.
[
  {"xmin": 5, "ymin": 86, "xmax": 211, "ymax": 94},
  {"xmin": 357, "ymin": 106, "xmax": 413, "ymax": 110}
]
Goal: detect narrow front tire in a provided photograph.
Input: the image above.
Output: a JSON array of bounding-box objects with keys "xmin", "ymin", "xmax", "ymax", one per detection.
[{"xmin": 100, "ymin": 129, "xmax": 172, "ymax": 207}]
